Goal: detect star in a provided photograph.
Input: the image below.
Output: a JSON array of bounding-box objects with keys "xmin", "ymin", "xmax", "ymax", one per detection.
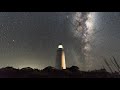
[{"xmin": 66, "ymin": 16, "xmax": 69, "ymax": 19}]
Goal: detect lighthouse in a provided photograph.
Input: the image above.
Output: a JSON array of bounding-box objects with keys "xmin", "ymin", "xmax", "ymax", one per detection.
[{"xmin": 55, "ymin": 43, "xmax": 66, "ymax": 69}]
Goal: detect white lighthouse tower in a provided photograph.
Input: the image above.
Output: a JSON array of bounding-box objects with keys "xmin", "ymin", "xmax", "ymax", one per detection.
[{"xmin": 56, "ymin": 43, "xmax": 66, "ymax": 69}]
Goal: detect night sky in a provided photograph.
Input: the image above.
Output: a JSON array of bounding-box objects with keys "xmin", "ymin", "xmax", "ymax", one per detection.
[{"xmin": 0, "ymin": 12, "xmax": 120, "ymax": 71}]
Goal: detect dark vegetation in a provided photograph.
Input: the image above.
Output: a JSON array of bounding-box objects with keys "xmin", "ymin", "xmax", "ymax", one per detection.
[
  {"xmin": 0, "ymin": 65, "xmax": 119, "ymax": 78},
  {"xmin": 0, "ymin": 56, "xmax": 119, "ymax": 78}
]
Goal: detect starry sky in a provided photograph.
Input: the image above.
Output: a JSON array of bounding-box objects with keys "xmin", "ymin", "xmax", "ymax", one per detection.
[{"xmin": 0, "ymin": 12, "xmax": 120, "ymax": 71}]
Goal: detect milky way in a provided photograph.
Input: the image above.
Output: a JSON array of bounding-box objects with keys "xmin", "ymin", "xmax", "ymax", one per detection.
[{"xmin": 69, "ymin": 12, "xmax": 95, "ymax": 70}]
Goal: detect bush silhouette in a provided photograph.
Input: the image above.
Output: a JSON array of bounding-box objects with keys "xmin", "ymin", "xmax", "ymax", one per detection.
[
  {"xmin": 69, "ymin": 66, "xmax": 79, "ymax": 72},
  {"xmin": 42, "ymin": 66, "xmax": 56, "ymax": 73},
  {"xmin": 0, "ymin": 66, "xmax": 119, "ymax": 78}
]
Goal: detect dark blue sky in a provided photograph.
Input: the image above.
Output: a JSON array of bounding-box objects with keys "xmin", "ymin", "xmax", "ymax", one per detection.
[{"xmin": 0, "ymin": 12, "xmax": 120, "ymax": 71}]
